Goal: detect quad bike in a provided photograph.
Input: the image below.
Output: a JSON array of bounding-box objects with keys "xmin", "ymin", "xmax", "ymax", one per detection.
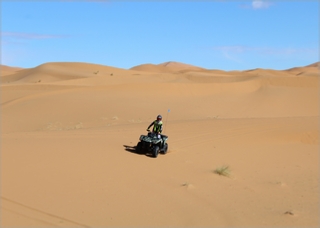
[{"xmin": 136, "ymin": 130, "xmax": 168, "ymax": 158}]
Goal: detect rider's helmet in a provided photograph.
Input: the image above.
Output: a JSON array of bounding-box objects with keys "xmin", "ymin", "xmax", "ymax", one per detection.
[{"xmin": 157, "ymin": 115, "xmax": 162, "ymax": 121}]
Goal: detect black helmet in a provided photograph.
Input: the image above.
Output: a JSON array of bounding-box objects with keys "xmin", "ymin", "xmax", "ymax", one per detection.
[{"xmin": 157, "ymin": 115, "xmax": 162, "ymax": 121}]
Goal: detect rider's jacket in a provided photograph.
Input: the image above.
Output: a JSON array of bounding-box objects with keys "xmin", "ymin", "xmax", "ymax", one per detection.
[{"xmin": 148, "ymin": 120, "xmax": 163, "ymax": 133}]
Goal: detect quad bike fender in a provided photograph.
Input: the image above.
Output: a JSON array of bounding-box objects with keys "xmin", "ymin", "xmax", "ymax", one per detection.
[
  {"xmin": 140, "ymin": 135, "xmax": 152, "ymax": 142},
  {"xmin": 139, "ymin": 135, "xmax": 145, "ymax": 141}
]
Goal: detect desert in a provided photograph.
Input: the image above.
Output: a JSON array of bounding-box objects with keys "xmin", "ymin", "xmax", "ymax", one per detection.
[{"xmin": 1, "ymin": 61, "xmax": 319, "ymax": 227}]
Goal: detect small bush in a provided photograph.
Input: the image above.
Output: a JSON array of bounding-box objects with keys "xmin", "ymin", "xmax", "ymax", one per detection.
[{"xmin": 214, "ymin": 165, "xmax": 231, "ymax": 177}]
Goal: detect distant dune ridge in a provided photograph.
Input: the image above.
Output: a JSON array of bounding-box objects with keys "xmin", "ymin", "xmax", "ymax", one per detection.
[
  {"xmin": 305, "ymin": 62, "xmax": 319, "ymax": 68},
  {"xmin": 0, "ymin": 65, "xmax": 24, "ymax": 76},
  {"xmin": 130, "ymin": 61, "xmax": 205, "ymax": 73},
  {"xmin": 2, "ymin": 60, "xmax": 319, "ymax": 84},
  {"xmin": 0, "ymin": 62, "xmax": 132, "ymax": 84},
  {"xmin": 1, "ymin": 60, "xmax": 319, "ymax": 227}
]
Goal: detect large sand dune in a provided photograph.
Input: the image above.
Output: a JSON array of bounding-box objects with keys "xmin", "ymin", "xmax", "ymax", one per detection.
[{"xmin": 1, "ymin": 61, "xmax": 319, "ymax": 227}]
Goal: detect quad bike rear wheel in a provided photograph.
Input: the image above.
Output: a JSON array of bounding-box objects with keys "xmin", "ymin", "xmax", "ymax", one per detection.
[{"xmin": 162, "ymin": 143, "xmax": 168, "ymax": 154}]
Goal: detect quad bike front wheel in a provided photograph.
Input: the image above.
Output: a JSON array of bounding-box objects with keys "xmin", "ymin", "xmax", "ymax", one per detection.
[
  {"xmin": 152, "ymin": 146, "xmax": 159, "ymax": 158},
  {"xmin": 136, "ymin": 142, "xmax": 142, "ymax": 154}
]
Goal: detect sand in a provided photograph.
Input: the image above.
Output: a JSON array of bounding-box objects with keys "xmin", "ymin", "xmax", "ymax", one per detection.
[{"xmin": 1, "ymin": 61, "xmax": 319, "ymax": 227}]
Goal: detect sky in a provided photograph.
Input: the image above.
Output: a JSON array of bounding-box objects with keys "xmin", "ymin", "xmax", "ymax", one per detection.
[{"xmin": 1, "ymin": 0, "xmax": 319, "ymax": 71}]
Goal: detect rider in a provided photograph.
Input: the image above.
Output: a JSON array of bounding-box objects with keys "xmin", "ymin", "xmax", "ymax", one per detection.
[{"xmin": 147, "ymin": 115, "xmax": 163, "ymax": 138}]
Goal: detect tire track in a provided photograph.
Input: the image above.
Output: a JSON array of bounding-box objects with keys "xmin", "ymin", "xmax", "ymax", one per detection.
[
  {"xmin": 174, "ymin": 125, "xmax": 282, "ymax": 149},
  {"xmin": 168, "ymin": 117, "xmax": 313, "ymax": 149},
  {"xmin": 1, "ymin": 197, "xmax": 91, "ymax": 227}
]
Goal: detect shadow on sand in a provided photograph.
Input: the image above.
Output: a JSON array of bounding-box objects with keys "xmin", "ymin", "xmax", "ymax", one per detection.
[
  {"xmin": 123, "ymin": 145, "xmax": 154, "ymax": 158},
  {"xmin": 123, "ymin": 145, "xmax": 142, "ymax": 155}
]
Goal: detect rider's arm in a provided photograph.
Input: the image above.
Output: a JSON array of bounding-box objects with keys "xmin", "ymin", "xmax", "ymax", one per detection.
[{"xmin": 147, "ymin": 121, "xmax": 154, "ymax": 130}]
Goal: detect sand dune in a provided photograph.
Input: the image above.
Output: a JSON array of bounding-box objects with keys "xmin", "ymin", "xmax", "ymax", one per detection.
[
  {"xmin": 158, "ymin": 61, "xmax": 205, "ymax": 71},
  {"xmin": 0, "ymin": 65, "xmax": 24, "ymax": 76},
  {"xmin": 285, "ymin": 62, "xmax": 320, "ymax": 77},
  {"xmin": 0, "ymin": 62, "xmax": 134, "ymax": 84},
  {"xmin": 1, "ymin": 61, "xmax": 319, "ymax": 227},
  {"xmin": 130, "ymin": 61, "xmax": 204, "ymax": 73}
]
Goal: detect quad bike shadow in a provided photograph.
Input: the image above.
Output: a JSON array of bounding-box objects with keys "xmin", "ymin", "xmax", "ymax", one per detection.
[{"xmin": 123, "ymin": 145, "xmax": 139, "ymax": 153}]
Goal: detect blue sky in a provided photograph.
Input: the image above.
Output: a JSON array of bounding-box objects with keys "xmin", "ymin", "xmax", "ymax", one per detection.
[{"xmin": 1, "ymin": 0, "xmax": 319, "ymax": 71}]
